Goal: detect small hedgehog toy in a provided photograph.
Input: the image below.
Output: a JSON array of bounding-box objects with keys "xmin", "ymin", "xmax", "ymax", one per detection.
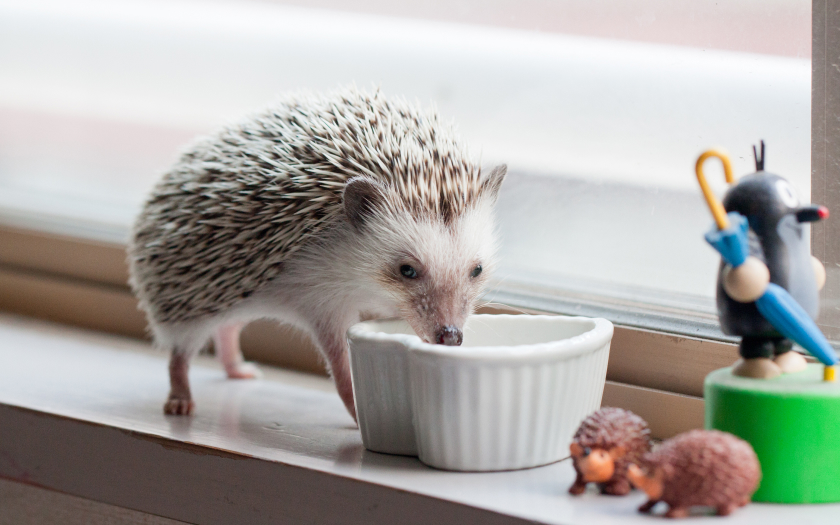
[
  {"xmin": 568, "ymin": 407, "xmax": 652, "ymax": 496},
  {"xmin": 627, "ymin": 429, "xmax": 761, "ymax": 518},
  {"xmin": 128, "ymin": 87, "xmax": 507, "ymax": 419}
]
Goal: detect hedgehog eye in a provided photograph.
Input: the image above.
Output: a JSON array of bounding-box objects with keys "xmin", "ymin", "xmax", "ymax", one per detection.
[
  {"xmin": 400, "ymin": 265, "xmax": 418, "ymax": 279},
  {"xmin": 582, "ymin": 447, "xmax": 591, "ymax": 457},
  {"xmin": 470, "ymin": 265, "xmax": 483, "ymax": 278}
]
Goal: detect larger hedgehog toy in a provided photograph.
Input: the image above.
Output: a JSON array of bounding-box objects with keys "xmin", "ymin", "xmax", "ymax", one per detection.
[
  {"xmin": 128, "ymin": 87, "xmax": 507, "ymax": 418},
  {"xmin": 627, "ymin": 430, "xmax": 761, "ymax": 518}
]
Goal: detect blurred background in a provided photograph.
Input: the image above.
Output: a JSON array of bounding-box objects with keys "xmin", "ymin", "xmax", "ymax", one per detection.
[{"xmin": 0, "ymin": 0, "xmax": 812, "ymax": 334}]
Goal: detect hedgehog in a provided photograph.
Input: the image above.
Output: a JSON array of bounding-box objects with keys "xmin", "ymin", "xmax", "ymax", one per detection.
[
  {"xmin": 627, "ymin": 429, "xmax": 761, "ymax": 518},
  {"xmin": 568, "ymin": 407, "xmax": 652, "ymax": 496},
  {"xmin": 127, "ymin": 87, "xmax": 507, "ymax": 419}
]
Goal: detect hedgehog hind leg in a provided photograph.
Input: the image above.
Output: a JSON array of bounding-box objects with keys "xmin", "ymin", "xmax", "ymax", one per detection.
[
  {"xmin": 213, "ymin": 322, "xmax": 262, "ymax": 379},
  {"xmin": 154, "ymin": 320, "xmax": 211, "ymax": 416},
  {"xmin": 164, "ymin": 350, "xmax": 195, "ymax": 415}
]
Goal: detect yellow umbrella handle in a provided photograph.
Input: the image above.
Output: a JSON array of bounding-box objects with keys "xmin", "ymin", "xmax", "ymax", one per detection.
[{"xmin": 696, "ymin": 149, "xmax": 735, "ymax": 230}]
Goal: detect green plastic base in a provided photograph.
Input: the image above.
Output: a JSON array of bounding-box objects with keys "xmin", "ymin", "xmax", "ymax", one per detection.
[{"xmin": 705, "ymin": 364, "xmax": 840, "ymax": 503}]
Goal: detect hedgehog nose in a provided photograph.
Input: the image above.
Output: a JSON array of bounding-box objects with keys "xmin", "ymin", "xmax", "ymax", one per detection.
[{"xmin": 437, "ymin": 326, "xmax": 463, "ymax": 346}]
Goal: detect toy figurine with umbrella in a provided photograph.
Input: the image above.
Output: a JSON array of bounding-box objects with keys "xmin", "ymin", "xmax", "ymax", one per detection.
[
  {"xmin": 696, "ymin": 141, "xmax": 836, "ymax": 380},
  {"xmin": 701, "ymin": 142, "xmax": 840, "ymax": 504}
]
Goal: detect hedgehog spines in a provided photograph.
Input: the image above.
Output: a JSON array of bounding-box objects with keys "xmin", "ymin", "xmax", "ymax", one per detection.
[{"xmin": 128, "ymin": 86, "xmax": 487, "ymax": 325}]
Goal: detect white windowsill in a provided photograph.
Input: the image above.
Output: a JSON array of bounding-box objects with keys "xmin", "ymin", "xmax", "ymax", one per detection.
[{"xmin": 1, "ymin": 314, "xmax": 837, "ymax": 524}]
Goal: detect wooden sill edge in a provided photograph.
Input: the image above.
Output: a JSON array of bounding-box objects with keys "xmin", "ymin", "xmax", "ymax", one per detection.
[{"xmin": 0, "ymin": 403, "xmax": 534, "ymax": 525}]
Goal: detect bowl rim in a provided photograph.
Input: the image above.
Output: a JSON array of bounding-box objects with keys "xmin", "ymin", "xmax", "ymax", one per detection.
[
  {"xmin": 349, "ymin": 314, "xmax": 614, "ymax": 363},
  {"xmin": 347, "ymin": 320, "xmax": 421, "ymax": 348}
]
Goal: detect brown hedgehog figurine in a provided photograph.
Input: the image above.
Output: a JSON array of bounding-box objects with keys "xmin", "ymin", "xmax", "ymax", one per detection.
[
  {"xmin": 568, "ymin": 407, "xmax": 651, "ymax": 496},
  {"xmin": 627, "ymin": 429, "xmax": 761, "ymax": 518}
]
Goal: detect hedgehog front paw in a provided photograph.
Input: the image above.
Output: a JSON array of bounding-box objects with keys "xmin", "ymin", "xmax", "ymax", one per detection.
[
  {"xmin": 164, "ymin": 395, "xmax": 194, "ymax": 415},
  {"xmin": 225, "ymin": 361, "xmax": 263, "ymax": 379}
]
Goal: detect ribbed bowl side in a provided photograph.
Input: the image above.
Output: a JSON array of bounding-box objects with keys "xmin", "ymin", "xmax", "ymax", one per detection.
[
  {"xmin": 554, "ymin": 341, "xmax": 612, "ymax": 457},
  {"xmin": 410, "ymin": 341, "xmax": 611, "ymax": 471},
  {"xmin": 349, "ymin": 339, "xmax": 417, "ymax": 456}
]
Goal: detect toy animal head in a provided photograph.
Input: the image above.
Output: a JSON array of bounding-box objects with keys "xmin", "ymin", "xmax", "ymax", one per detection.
[
  {"xmin": 343, "ymin": 165, "xmax": 507, "ymax": 345},
  {"xmin": 723, "ymin": 142, "xmax": 827, "ymax": 240},
  {"xmin": 570, "ymin": 441, "xmax": 627, "ymax": 483}
]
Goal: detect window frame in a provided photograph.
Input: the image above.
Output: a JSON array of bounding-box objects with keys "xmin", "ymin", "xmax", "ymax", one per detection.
[{"xmin": 812, "ymin": 0, "xmax": 840, "ymax": 342}]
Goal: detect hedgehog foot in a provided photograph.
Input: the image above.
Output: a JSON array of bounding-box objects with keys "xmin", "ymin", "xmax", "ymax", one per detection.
[
  {"xmin": 716, "ymin": 503, "xmax": 738, "ymax": 516},
  {"xmin": 165, "ymin": 351, "xmax": 194, "ymax": 416},
  {"xmin": 214, "ymin": 323, "xmax": 261, "ymax": 380},
  {"xmin": 164, "ymin": 395, "xmax": 194, "ymax": 415},
  {"xmin": 336, "ymin": 374, "xmax": 357, "ymax": 423},
  {"xmin": 225, "ymin": 361, "xmax": 263, "ymax": 380},
  {"xmin": 732, "ymin": 358, "xmax": 782, "ymax": 379},
  {"xmin": 774, "ymin": 351, "xmax": 807, "ymax": 374},
  {"xmin": 664, "ymin": 506, "xmax": 689, "ymax": 519}
]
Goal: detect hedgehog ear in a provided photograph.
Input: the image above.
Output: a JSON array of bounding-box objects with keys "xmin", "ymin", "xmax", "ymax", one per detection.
[
  {"xmin": 344, "ymin": 176, "xmax": 388, "ymax": 230},
  {"xmin": 570, "ymin": 442, "xmax": 584, "ymax": 457},
  {"xmin": 480, "ymin": 164, "xmax": 507, "ymax": 203}
]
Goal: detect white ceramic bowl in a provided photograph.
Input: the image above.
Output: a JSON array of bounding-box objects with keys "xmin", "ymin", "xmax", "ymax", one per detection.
[
  {"xmin": 347, "ymin": 314, "xmax": 613, "ymax": 470},
  {"xmin": 347, "ymin": 319, "xmax": 419, "ymax": 455}
]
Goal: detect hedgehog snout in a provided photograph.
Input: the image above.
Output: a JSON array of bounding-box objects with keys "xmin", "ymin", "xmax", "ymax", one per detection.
[{"xmin": 436, "ymin": 325, "xmax": 463, "ymax": 346}]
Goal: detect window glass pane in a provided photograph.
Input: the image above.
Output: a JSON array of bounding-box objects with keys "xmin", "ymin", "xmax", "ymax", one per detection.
[{"xmin": 0, "ymin": 0, "xmax": 811, "ymax": 331}]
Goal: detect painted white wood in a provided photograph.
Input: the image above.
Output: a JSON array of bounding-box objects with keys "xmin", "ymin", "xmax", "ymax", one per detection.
[{"xmin": 0, "ymin": 314, "xmax": 838, "ymax": 524}]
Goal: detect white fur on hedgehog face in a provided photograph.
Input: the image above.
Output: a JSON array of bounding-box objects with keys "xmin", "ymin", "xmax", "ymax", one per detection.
[{"xmin": 362, "ymin": 199, "xmax": 498, "ymax": 344}]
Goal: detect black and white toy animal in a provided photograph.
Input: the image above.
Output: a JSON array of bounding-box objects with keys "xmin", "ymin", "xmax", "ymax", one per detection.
[
  {"xmin": 716, "ymin": 142, "xmax": 827, "ymax": 378},
  {"xmin": 128, "ymin": 88, "xmax": 506, "ymax": 418}
]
